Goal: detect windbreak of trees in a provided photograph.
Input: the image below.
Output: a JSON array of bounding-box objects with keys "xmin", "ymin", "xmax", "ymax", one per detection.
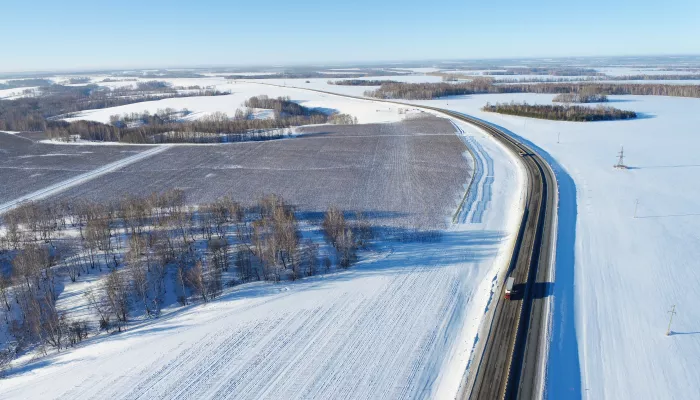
[
  {"xmin": 64, "ymin": 77, "xmax": 92, "ymax": 84},
  {"xmin": 364, "ymin": 79, "xmax": 700, "ymax": 100},
  {"xmin": 497, "ymin": 82, "xmax": 700, "ymax": 98},
  {"xmin": 605, "ymin": 74, "xmax": 700, "ymax": 81},
  {"xmin": 328, "ymin": 79, "xmax": 400, "ymax": 86},
  {"xmin": 224, "ymin": 70, "xmax": 406, "ymax": 80},
  {"xmin": 488, "ymin": 67, "xmax": 604, "ymax": 76},
  {"xmin": 0, "ymin": 191, "xmax": 368, "ymax": 362},
  {"xmin": 0, "ymin": 83, "xmax": 228, "ymax": 132},
  {"xmin": 109, "ymin": 108, "xmax": 192, "ymax": 128},
  {"xmin": 244, "ymin": 95, "xmax": 320, "ymax": 119},
  {"xmin": 553, "ymin": 92, "xmax": 608, "ymax": 103},
  {"xmin": 0, "ymin": 79, "xmax": 54, "ymax": 90},
  {"xmin": 100, "ymin": 78, "xmax": 137, "ymax": 83},
  {"xmin": 111, "ymin": 70, "xmax": 206, "ymax": 79},
  {"xmin": 47, "ymin": 96, "xmax": 357, "ymax": 143},
  {"xmin": 482, "ymin": 102, "xmax": 637, "ymax": 122},
  {"xmin": 364, "ymin": 78, "xmax": 495, "ymax": 100}
]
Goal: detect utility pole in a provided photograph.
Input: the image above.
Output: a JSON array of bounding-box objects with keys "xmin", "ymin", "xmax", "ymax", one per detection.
[
  {"xmin": 634, "ymin": 199, "xmax": 639, "ymax": 218},
  {"xmin": 666, "ymin": 305, "xmax": 676, "ymax": 336},
  {"xmin": 557, "ymin": 132, "xmax": 560, "ymax": 144}
]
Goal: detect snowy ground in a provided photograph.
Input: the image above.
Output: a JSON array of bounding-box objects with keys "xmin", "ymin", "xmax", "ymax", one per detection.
[
  {"xmin": 8, "ymin": 69, "xmax": 697, "ymax": 398},
  {"xmin": 394, "ymin": 93, "xmax": 700, "ymax": 400},
  {"xmin": 0, "ymin": 87, "xmax": 38, "ymax": 99},
  {"xmin": 62, "ymin": 81, "xmax": 418, "ymax": 125},
  {"xmin": 0, "ymin": 105, "xmax": 525, "ymax": 399}
]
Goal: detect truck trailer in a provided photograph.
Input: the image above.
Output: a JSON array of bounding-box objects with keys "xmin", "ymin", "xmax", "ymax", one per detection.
[{"xmin": 504, "ymin": 277, "xmax": 515, "ymax": 300}]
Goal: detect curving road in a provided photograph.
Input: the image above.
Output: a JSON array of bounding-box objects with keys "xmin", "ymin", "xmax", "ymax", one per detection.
[
  {"xmin": 211, "ymin": 82, "xmax": 557, "ymax": 399},
  {"xmin": 437, "ymin": 111, "xmax": 556, "ymax": 400}
]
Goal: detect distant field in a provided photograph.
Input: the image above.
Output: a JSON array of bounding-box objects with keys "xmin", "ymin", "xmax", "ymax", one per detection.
[
  {"xmin": 53, "ymin": 116, "xmax": 470, "ymax": 229},
  {"xmin": 0, "ymin": 132, "xmax": 151, "ymax": 203}
]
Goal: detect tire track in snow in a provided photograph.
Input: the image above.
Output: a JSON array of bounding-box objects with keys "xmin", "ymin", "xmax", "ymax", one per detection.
[{"xmin": 456, "ymin": 134, "xmax": 493, "ymax": 225}]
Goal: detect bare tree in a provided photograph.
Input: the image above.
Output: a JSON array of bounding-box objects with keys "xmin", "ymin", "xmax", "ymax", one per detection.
[
  {"xmin": 103, "ymin": 270, "xmax": 129, "ymax": 331},
  {"xmin": 186, "ymin": 261, "xmax": 209, "ymax": 302}
]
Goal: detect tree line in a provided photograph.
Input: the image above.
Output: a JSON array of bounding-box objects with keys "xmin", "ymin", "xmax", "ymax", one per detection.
[
  {"xmin": 482, "ymin": 102, "xmax": 637, "ymax": 121},
  {"xmin": 553, "ymin": 91, "xmax": 608, "ymax": 103},
  {"xmin": 601, "ymin": 74, "xmax": 700, "ymax": 81},
  {"xmin": 47, "ymin": 96, "xmax": 357, "ymax": 143},
  {"xmin": 364, "ymin": 79, "xmax": 700, "ymax": 100},
  {"xmin": 224, "ymin": 70, "xmax": 404, "ymax": 80},
  {"xmin": 328, "ymin": 79, "xmax": 400, "ymax": 86},
  {"xmin": 0, "ymin": 190, "xmax": 368, "ymax": 369},
  {"xmin": 0, "ymin": 79, "xmax": 53, "ymax": 90}
]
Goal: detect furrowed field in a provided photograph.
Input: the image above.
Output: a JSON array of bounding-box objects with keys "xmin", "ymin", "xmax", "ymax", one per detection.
[
  {"xmin": 52, "ymin": 116, "xmax": 470, "ymax": 229},
  {"xmin": 0, "ymin": 132, "xmax": 152, "ymax": 203}
]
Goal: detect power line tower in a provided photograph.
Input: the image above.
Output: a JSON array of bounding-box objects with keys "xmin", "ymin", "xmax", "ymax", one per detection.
[
  {"xmin": 666, "ymin": 304, "xmax": 676, "ymax": 336},
  {"xmin": 614, "ymin": 146, "xmax": 627, "ymax": 169}
]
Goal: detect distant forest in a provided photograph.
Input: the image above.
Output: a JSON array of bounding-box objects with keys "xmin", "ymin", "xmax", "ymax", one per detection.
[
  {"xmin": 0, "ymin": 79, "xmax": 54, "ymax": 90},
  {"xmin": 485, "ymin": 67, "xmax": 604, "ymax": 76},
  {"xmin": 328, "ymin": 80, "xmax": 400, "ymax": 86},
  {"xmin": 224, "ymin": 70, "xmax": 404, "ymax": 80},
  {"xmin": 609, "ymin": 74, "xmax": 700, "ymax": 81},
  {"xmin": 47, "ymin": 96, "xmax": 357, "ymax": 143},
  {"xmin": 364, "ymin": 78, "xmax": 700, "ymax": 100},
  {"xmin": 482, "ymin": 102, "xmax": 637, "ymax": 122}
]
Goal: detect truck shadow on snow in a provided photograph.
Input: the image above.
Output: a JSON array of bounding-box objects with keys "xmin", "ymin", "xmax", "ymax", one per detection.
[{"xmin": 508, "ymin": 282, "xmax": 553, "ymax": 301}]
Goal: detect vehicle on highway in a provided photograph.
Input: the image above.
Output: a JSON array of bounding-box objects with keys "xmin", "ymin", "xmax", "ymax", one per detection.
[{"xmin": 505, "ymin": 276, "xmax": 515, "ymax": 300}]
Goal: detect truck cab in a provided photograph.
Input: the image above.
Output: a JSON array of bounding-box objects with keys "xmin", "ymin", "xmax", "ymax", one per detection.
[{"xmin": 504, "ymin": 277, "xmax": 515, "ymax": 300}]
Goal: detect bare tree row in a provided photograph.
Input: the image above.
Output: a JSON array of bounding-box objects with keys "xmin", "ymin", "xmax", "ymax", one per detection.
[{"xmin": 0, "ymin": 191, "xmax": 368, "ymax": 367}]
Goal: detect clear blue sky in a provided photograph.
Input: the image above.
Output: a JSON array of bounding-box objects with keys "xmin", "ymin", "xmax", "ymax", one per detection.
[{"xmin": 2, "ymin": 0, "xmax": 699, "ymax": 72}]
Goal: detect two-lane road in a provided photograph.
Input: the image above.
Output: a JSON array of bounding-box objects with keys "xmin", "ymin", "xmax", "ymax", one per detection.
[{"xmin": 243, "ymin": 82, "xmax": 558, "ymax": 400}]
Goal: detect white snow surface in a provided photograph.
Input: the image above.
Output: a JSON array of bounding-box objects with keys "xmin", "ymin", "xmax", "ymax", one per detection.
[
  {"xmin": 0, "ymin": 103, "xmax": 525, "ymax": 400},
  {"xmin": 62, "ymin": 81, "xmax": 417, "ymax": 125},
  {"xmin": 395, "ymin": 93, "xmax": 700, "ymax": 400},
  {"xmin": 0, "ymin": 87, "xmax": 38, "ymax": 99}
]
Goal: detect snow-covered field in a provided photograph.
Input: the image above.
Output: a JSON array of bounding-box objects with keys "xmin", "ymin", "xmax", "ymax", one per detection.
[
  {"xmin": 0, "ymin": 145, "xmax": 168, "ymax": 215},
  {"xmin": 393, "ymin": 93, "xmax": 700, "ymax": 400},
  {"xmin": 0, "ymin": 87, "xmax": 38, "ymax": 99},
  {"xmin": 0, "ymin": 113, "xmax": 525, "ymax": 399},
  {"xmin": 7, "ymin": 69, "xmax": 700, "ymax": 399},
  {"xmin": 63, "ymin": 81, "xmax": 417, "ymax": 125}
]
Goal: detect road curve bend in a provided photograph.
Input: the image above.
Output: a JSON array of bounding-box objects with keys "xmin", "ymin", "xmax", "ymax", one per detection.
[{"xmin": 246, "ymin": 82, "xmax": 558, "ymax": 400}]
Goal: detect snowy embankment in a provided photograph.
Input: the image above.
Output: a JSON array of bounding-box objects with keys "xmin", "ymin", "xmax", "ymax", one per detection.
[
  {"xmin": 399, "ymin": 93, "xmax": 700, "ymax": 400},
  {"xmin": 0, "ymin": 113, "xmax": 525, "ymax": 399}
]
